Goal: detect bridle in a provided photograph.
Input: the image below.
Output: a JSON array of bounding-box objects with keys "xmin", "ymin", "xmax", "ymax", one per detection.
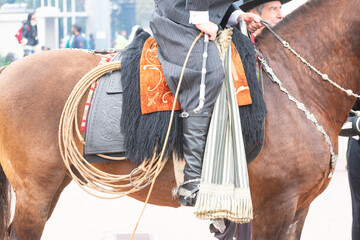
[
  {"xmin": 259, "ymin": 20, "xmax": 359, "ymax": 98},
  {"xmin": 255, "ymin": 20, "xmax": 358, "ymax": 178}
]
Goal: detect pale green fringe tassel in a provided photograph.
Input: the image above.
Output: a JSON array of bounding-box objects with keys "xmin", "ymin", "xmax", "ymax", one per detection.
[{"xmin": 193, "ymin": 183, "xmax": 253, "ymax": 223}]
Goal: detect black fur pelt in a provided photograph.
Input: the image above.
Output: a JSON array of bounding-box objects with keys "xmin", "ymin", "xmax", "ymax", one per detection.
[
  {"xmin": 120, "ymin": 28, "xmax": 266, "ymax": 164},
  {"xmin": 232, "ymin": 28, "xmax": 267, "ymax": 158},
  {"xmin": 121, "ymin": 29, "xmax": 183, "ymax": 164}
]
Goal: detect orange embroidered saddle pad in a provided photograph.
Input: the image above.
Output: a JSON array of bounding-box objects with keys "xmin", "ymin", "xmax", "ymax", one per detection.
[{"xmin": 139, "ymin": 37, "xmax": 252, "ymax": 115}]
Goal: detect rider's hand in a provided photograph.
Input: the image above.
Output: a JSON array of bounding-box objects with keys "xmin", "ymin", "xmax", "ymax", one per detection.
[
  {"xmin": 195, "ymin": 21, "xmax": 218, "ymax": 41},
  {"xmin": 238, "ymin": 12, "xmax": 262, "ymax": 33}
]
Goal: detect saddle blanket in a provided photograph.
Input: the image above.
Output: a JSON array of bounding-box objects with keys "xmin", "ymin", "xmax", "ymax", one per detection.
[
  {"xmin": 82, "ymin": 28, "xmax": 266, "ymax": 164},
  {"xmin": 139, "ymin": 37, "xmax": 252, "ymax": 115}
]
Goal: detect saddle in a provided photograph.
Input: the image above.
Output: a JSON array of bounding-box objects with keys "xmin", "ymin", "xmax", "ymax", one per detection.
[{"xmin": 83, "ymin": 28, "xmax": 266, "ymax": 164}]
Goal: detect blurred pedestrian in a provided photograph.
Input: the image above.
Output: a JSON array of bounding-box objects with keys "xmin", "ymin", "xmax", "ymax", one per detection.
[
  {"xmin": 71, "ymin": 24, "xmax": 88, "ymax": 49},
  {"xmin": 115, "ymin": 30, "xmax": 128, "ymax": 49},
  {"xmin": 89, "ymin": 33, "xmax": 95, "ymax": 49},
  {"xmin": 21, "ymin": 13, "xmax": 39, "ymax": 56},
  {"xmin": 41, "ymin": 46, "xmax": 50, "ymax": 51},
  {"xmin": 340, "ymin": 98, "xmax": 360, "ymax": 240}
]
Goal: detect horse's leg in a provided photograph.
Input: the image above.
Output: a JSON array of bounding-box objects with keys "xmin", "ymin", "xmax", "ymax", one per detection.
[
  {"xmin": 2, "ymin": 143, "xmax": 69, "ymax": 240},
  {"xmin": 9, "ymin": 193, "xmax": 49, "ymax": 240},
  {"xmin": 291, "ymin": 207, "xmax": 310, "ymax": 239},
  {"xmin": 0, "ymin": 50, "xmax": 101, "ymax": 240},
  {"xmin": 47, "ymin": 174, "xmax": 72, "ymax": 220},
  {"xmin": 251, "ymin": 196, "xmax": 301, "ymax": 240},
  {"xmin": 8, "ymin": 169, "xmax": 68, "ymax": 240},
  {"xmin": 0, "ymin": 165, "xmax": 11, "ymax": 240},
  {"xmin": 273, "ymin": 207, "xmax": 310, "ymax": 240},
  {"xmin": 1, "ymin": 127, "xmax": 70, "ymax": 240}
]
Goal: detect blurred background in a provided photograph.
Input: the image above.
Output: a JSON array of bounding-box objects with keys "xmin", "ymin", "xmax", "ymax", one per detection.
[
  {"xmin": 0, "ymin": 0, "xmax": 152, "ymax": 61},
  {"xmin": 0, "ymin": 0, "xmax": 307, "ymax": 63}
]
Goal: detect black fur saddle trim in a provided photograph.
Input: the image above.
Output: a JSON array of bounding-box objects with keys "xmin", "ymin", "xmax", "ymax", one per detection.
[
  {"xmin": 121, "ymin": 30, "xmax": 183, "ymax": 163},
  {"xmin": 120, "ymin": 28, "xmax": 266, "ymax": 164}
]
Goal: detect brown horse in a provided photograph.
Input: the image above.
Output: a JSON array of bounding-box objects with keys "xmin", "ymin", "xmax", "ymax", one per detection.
[{"xmin": 0, "ymin": 0, "xmax": 359, "ymax": 239}]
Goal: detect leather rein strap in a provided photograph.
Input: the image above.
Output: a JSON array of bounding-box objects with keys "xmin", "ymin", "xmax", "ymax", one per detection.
[{"xmin": 260, "ymin": 20, "xmax": 285, "ymax": 42}]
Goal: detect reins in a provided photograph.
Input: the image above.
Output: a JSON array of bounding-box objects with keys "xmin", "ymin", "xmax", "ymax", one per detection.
[
  {"xmin": 255, "ymin": 20, "xmax": 359, "ymax": 177},
  {"xmin": 260, "ymin": 20, "xmax": 360, "ymax": 98}
]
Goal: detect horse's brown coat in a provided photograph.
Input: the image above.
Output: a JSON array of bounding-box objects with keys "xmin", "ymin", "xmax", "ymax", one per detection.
[{"xmin": 0, "ymin": 1, "xmax": 359, "ymax": 239}]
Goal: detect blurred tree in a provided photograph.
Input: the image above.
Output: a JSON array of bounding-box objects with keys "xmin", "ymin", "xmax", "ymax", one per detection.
[{"xmin": 0, "ymin": 54, "xmax": 11, "ymax": 67}]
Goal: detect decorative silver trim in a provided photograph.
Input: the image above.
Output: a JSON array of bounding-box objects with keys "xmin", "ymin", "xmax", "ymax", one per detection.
[
  {"xmin": 281, "ymin": 40, "xmax": 359, "ymax": 99},
  {"xmin": 257, "ymin": 55, "xmax": 338, "ymax": 178}
]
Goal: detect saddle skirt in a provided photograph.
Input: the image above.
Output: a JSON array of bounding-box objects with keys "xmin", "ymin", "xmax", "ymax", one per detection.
[
  {"xmin": 139, "ymin": 37, "xmax": 252, "ymax": 114},
  {"xmin": 83, "ymin": 28, "xmax": 266, "ymax": 164}
]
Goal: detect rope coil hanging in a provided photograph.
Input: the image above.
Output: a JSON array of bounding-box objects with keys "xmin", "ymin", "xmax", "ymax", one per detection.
[{"xmin": 58, "ymin": 61, "xmax": 168, "ymax": 199}]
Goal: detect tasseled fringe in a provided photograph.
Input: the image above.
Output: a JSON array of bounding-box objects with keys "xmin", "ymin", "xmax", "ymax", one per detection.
[{"xmin": 193, "ymin": 183, "xmax": 253, "ymax": 223}]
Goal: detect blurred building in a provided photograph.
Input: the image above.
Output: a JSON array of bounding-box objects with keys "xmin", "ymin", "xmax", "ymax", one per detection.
[
  {"xmin": 0, "ymin": 3, "xmax": 27, "ymax": 58},
  {"xmin": 0, "ymin": 0, "xmax": 116, "ymax": 58},
  {"xmin": 35, "ymin": 0, "xmax": 111, "ymax": 50}
]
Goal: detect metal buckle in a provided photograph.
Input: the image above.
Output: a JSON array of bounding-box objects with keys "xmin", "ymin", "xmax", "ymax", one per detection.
[{"xmin": 179, "ymin": 111, "xmax": 189, "ymax": 118}]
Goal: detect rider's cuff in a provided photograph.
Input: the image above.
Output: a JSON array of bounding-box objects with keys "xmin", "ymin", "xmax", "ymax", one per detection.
[
  {"xmin": 189, "ymin": 11, "xmax": 209, "ymax": 24},
  {"xmin": 226, "ymin": 9, "xmax": 244, "ymax": 27}
]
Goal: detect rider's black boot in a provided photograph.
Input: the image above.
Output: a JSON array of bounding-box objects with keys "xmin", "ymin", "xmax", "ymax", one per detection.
[{"xmin": 177, "ymin": 109, "xmax": 211, "ymax": 206}]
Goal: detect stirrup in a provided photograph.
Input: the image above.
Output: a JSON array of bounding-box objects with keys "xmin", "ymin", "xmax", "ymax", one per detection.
[
  {"xmin": 172, "ymin": 178, "xmax": 201, "ymax": 200},
  {"xmin": 209, "ymin": 218, "xmax": 226, "ymax": 233}
]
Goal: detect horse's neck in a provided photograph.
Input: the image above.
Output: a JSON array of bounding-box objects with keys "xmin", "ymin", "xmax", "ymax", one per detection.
[{"xmin": 258, "ymin": 0, "xmax": 360, "ymax": 133}]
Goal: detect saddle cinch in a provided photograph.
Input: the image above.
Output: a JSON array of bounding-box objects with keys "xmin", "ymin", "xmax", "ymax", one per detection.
[{"xmin": 83, "ymin": 28, "xmax": 266, "ymax": 165}]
